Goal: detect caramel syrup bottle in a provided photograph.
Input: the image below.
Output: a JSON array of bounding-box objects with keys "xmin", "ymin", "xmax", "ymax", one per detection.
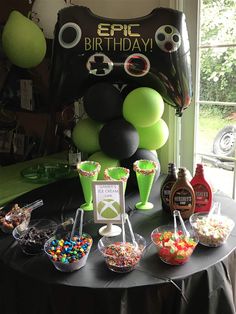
[
  {"xmin": 190, "ymin": 163, "xmax": 213, "ymax": 213},
  {"xmin": 161, "ymin": 163, "xmax": 177, "ymax": 213},
  {"xmin": 170, "ymin": 167, "xmax": 195, "ymax": 219}
]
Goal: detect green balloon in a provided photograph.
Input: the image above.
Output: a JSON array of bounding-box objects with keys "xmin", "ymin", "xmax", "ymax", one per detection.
[
  {"xmin": 137, "ymin": 119, "xmax": 169, "ymax": 150},
  {"xmin": 2, "ymin": 11, "xmax": 46, "ymax": 68},
  {"xmin": 88, "ymin": 151, "xmax": 120, "ymax": 180},
  {"xmin": 123, "ymin": 87, "xmax": 164, "ymax": 127},
  {"xmin": 72, "ymin": 118, "xmax": 102, "ymax": 154}
]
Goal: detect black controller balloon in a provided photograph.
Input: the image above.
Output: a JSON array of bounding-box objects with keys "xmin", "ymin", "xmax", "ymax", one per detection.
[{"xmin": 50, "ymin": 6, "xmax": 192, "ymax": 116}]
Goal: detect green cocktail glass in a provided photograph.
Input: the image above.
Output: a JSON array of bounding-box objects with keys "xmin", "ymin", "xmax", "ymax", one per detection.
[
  {"xmin": 77, "ymin": 161, "xmax": 101, "ymax": 211},
  {"xmin": 104, "ymin": 167, "xmax": 130, "ymax": 192},
  {"xmin": 133, "ymin": 159, "xmax": 158, "ymax": 210}
]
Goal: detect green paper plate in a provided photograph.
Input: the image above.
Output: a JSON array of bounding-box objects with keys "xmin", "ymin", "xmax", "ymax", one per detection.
[{"xmin": 21, "ymin": 162, "xmax": 73, "ymax": 184}]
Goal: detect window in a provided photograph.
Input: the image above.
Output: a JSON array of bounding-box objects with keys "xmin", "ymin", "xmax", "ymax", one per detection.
[{"xmin": 181, "ymin": 0, "xmax": 236, "ymax": 199}]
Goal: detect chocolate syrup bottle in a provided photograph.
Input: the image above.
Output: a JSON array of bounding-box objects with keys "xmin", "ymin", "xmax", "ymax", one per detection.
[
  {"xmin": 161, "ymin": 163, "xmax": 177, "ymax": 213},
  {"xmin": 191, "ymin": 163, "xmax": 213, "ymax": 213},
  {"xmin": 170, "ymin": 167, "xmax": 195, "ymax": 219}
]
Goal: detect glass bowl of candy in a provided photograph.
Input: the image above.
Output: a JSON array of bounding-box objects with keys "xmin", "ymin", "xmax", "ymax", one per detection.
[
  {"xmin": 44, "ymin": 233, "xmax": 93, "ymax": 272},
  {"xmin": 189, "ymin": 212, "xmax": 235, "ymax": 247},
  {"xmin": 0, "ymin": 204, "xmax": 32, "ymax": 234},
  {"xmin": 12, "ymin": 219, "xmax": 57, "ymax": 255},
  {"xmin": 151, "ymin": 225, "xmax": 198, "ymax": 265},
  {"xmin": 0, "ymin": 200, "xmax": 43, "ymax": 234},
  {"xmin": 98, "ymin": 233, "xmax": 146, "ymax": 273}
]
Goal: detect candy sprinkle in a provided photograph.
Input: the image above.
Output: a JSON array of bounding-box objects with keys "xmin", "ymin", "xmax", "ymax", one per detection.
[{"xmin": 103, "ymin": 242, "xmax": 142, "ymax": 273}]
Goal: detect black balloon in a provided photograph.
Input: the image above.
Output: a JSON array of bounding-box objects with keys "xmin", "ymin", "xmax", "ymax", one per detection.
[
  {"xmin": 121, "ymin": 83, "xmax": 140, "ymax": 100},
  {"xmin": 83, "ymin": 82, "xmax": 123, "ymax": 122},
  {"xmin": 99, "ymin": 119, "xmax": 139, "ymax": 159},
  {"xmin": 50, "ymin": 6, "xmax": 192, "ymax": 116},
  {"xmin": 121, "ymin": 149, "xmax": 161, "ymax": 187}
]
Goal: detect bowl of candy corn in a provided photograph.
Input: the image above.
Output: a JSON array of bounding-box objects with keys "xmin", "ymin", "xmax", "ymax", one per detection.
[
  {"xmin": 44, "ymin": 232, "xmax": 93, "ymax": 272},
  {"xmin": 98, "ymin": 233, "xmax": 146, "ymax": 273},
  {"xmin": 151, "ymin": 225, "xmax": 198, "ymax": 265}
]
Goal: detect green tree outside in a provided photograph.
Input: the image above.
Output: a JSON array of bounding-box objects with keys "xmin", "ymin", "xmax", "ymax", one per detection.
[{"xmin": 200, "ymin": 0, "xmax": 236, "ymax": 117}]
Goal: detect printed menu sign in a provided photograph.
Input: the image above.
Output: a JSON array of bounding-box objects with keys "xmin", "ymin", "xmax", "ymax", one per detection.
[{"xmin": 92, "ymin": 180, "xmax": 125, "ymax": 224}]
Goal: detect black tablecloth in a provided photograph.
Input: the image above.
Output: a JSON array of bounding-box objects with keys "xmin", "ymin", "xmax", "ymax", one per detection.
[{"xmin": 0, "ymin": 175, "xmax": 236, "ymax": 314}]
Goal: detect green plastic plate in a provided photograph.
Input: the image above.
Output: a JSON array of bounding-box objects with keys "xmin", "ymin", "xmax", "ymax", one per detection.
[{"xmin": 21, "ymin": 162, "xmax": 73, "ymax": 183}]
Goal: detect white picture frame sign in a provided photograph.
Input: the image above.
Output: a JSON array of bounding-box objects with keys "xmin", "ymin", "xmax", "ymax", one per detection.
[{"xmin": 92, "ymin": 180, "xmax": 125, "ymax": 225}]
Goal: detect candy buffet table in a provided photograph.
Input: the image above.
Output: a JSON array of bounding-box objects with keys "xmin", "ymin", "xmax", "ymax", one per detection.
[{"xmin": 0, "ymin": 176, "xmax": 236, "ymax": 314}]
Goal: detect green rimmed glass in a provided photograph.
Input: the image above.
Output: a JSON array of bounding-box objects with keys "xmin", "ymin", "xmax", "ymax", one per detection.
[
  {"xmin": 104, "ymin": 167, "xmax": 130, "ymax": 192},
  {"xmin": 133, "ymin": 159, "xmax": 158, "ymax": 210},
  {"xmin": 77, "ymin": 161, "xmax": 101, "ymax": 211}
]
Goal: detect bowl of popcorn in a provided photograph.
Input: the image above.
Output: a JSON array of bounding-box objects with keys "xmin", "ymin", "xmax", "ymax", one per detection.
[
  {"xmin": 44, "ymin": 232, "xmax": 93, "ymax": 272},
  {"xmin": 189, "ymin": 212, "xmax": 235, "ymax": 247},
  {"xmin": 151, "ymin": 225, "xmax": 198, "ymax": 265},
  {"xmin": 98, "ymin": 233, "xmax": 146, "ymax": 273}
]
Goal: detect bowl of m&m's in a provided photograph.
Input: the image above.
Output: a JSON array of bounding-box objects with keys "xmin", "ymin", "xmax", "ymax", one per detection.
[
  {"xmin": 98, "ymin": 233, "xmax": 146, "ymax": 273},
  {"xmin": 189, "ymin": 212, "xmax": 234, "ymax": 247},
  {"xmin": 151, "ymin": 225, "xmax": 198, "ymax": 266},
  {"xmin": 44, "ymin": 233, "xmax": 93, "ymax": 272}
]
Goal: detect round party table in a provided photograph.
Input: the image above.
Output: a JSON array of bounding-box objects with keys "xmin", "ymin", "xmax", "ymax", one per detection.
[{"xmin": 0, "ymin": 175, "xmax": 236, "ymax": 314}]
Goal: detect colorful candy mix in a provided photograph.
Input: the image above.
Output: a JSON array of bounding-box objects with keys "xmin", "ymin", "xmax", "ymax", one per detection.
[
  {"xmin": 152, "ymin": 230, "xmax": 197, "ymax": 265},
  {"xmin": 104, "ymin": 242, "xmax": 141, "ymax": 273},
  {"xmin": 190, "ymin": 214, "xmax": 234, "ymax": 247},
  {"xmin": 46, "ymin": 234, "xmax": 92, "ymax": 264}
]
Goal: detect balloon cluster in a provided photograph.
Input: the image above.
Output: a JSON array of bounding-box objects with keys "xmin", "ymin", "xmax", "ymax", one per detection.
[{"xmin": 72, "ymin": 82, "xmax": 168, "ymax": 185}]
